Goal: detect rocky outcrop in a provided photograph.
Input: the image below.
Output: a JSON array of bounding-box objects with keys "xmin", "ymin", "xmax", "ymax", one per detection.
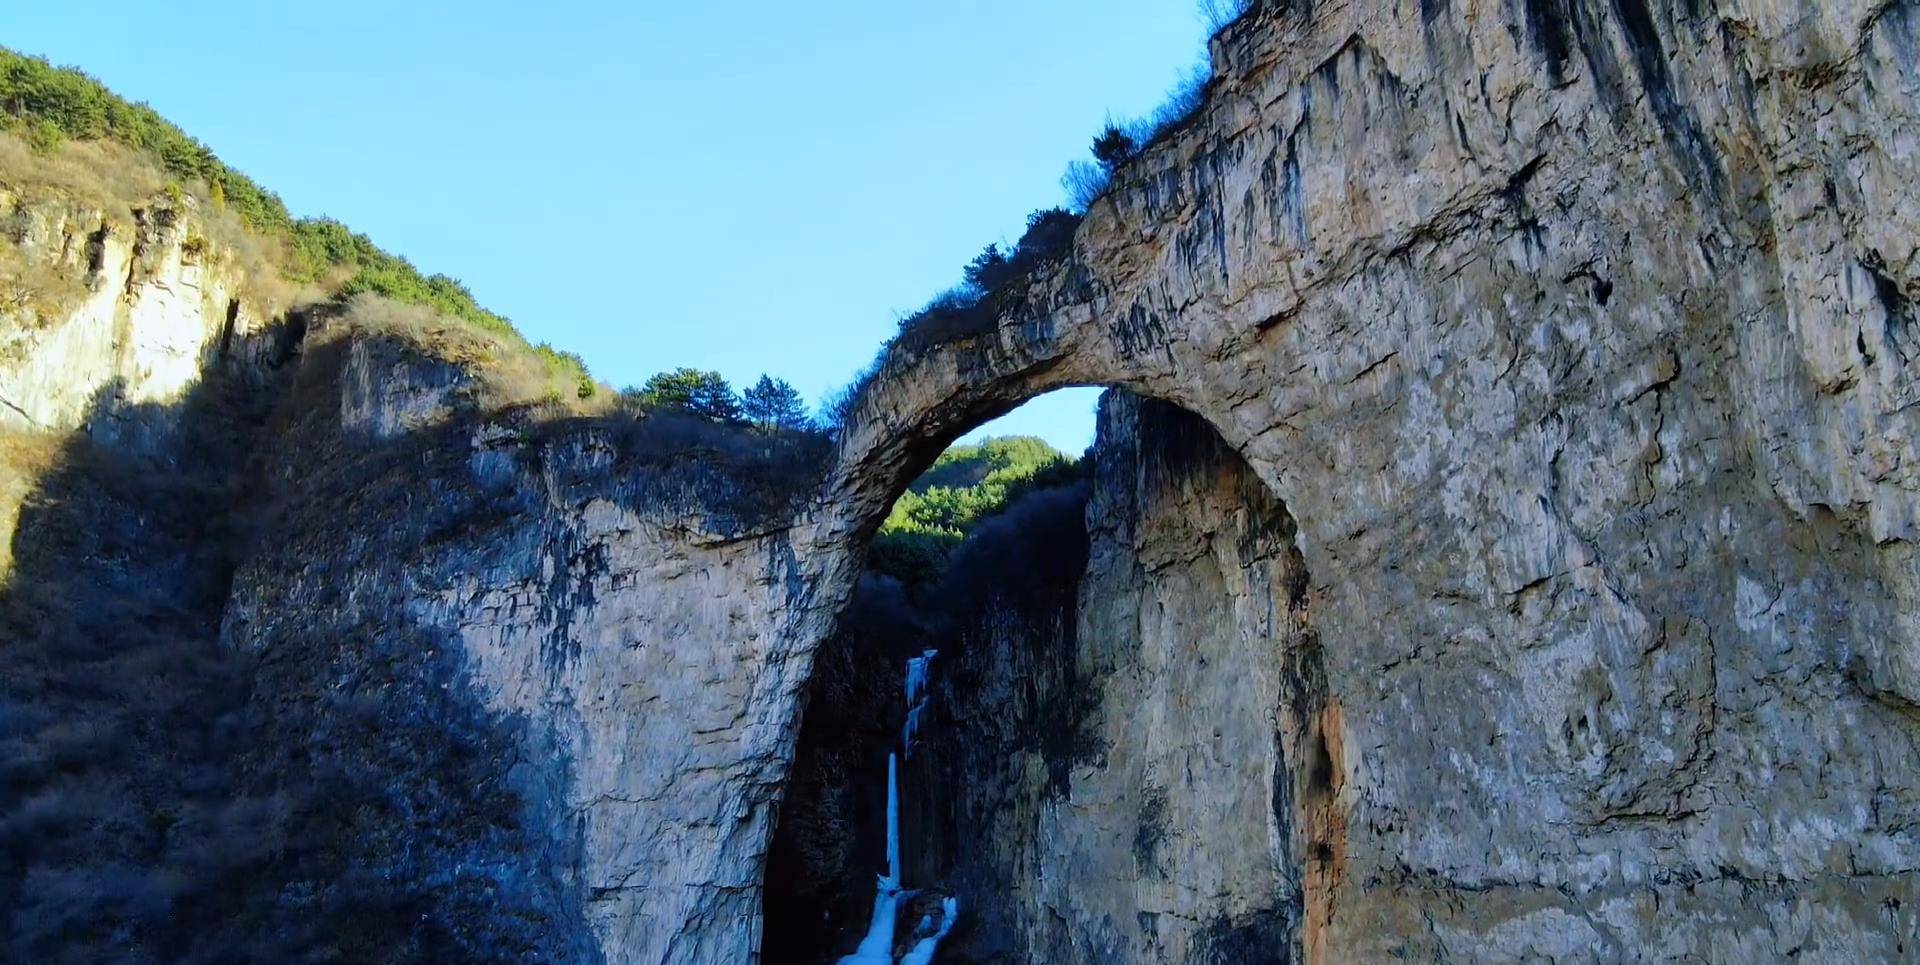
[
  {"xmin": 339, "ymin": 336, "xmax": 475, "ymax": 439},
  {"xmin": 220, "ymin": 334, "xmax": 835, "ymax": 964},
  {"xmin": 911, "ymin": 394, "xmax": 1316, "ymax": 964},
  {"xmin": 790, "ymin": 2, "xmax": 1920, "ymax": 960},
  {"xmin": 0, "ymin": 190, "xmax": 279, "ymax": 435}
]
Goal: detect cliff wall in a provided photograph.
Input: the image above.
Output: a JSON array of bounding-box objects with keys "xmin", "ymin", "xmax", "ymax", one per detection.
[
  {"xmin": 219, "ymin": 333, "xmax": 833, "ymax": 963},
  {"xmin": 900, "ymin": 393, "xmax": 1311, "ymax": 963},
  {"xmin": 801, "ymin": 2, "xmax": 1920, "ymax": 959},
  {"xmin": 0, "ymin": 187, "xmax": 280, "ymax": 435}
]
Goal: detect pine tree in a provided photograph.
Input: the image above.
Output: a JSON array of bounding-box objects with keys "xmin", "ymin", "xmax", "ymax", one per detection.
[
  {"xmin": 1091, "ymin": 124, "xmax": 1136, "ymax": 171},
  {"xmin": 741, "ymin": 375, "xmax": 809, "ymax": 431},
  {"xmin": 630, "ymin": 368, "xmax": 741, "ymax": 421}
]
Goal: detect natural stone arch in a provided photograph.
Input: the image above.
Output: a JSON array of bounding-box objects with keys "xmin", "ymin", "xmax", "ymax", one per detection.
[
  {"xmin": 43, "ymin": 3, "xmax": 1912, "ymax": 963},
  {"xmin": 468, "ymin": 3, "xmax": 1920, "ymax": 961},
  {"xmin": 754, "ymin": 2, "xmax": 1920, "ymax": 960},
  {"xmin": 773, "ymin": 384, "xmax": 1337, "ymax": 963},
  {"xmin": 808, "ymin": 297, "xmax": 1213, "ymax": 559}
]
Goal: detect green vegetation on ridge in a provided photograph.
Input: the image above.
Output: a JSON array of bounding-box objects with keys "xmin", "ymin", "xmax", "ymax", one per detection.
[
  {"xmin": 870, "ymin": 436, "xmax": 1084, "ymax": 585},
  {"xmin": 0, "ymin": 47, "xmax": 591, "ymax": 396}
]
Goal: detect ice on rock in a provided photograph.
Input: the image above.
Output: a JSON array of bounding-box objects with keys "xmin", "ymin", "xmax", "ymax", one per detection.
[
  {"xmin": 837, "ymin": 651, "xmax": 959, "ymax": 964},
  {"xmin": 901, "ymin": 897, "xmax": 959, "ymax": 965}
]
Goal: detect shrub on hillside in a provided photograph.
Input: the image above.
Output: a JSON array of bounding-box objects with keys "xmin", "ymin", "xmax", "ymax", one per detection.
[
  {"xmin": 888, "ymin": 206, "xmax": 1084, "ymax": 359},
  {"xmin": 1061, "ymin": 160, "xmax": 1112, "ymax": 212},
  {"xmin": 23, "ymin": 117, "xmax": 63, "ymax": 154},
  {"xmin": 866, "ymin": 528, "xmax": 961, "ymax": 588},
  {"xmin": 1058, "ymin": 0, "xmax": 1248, "ymax": 212},
  {"xmin": 1092, "ymin": 124, "xmax": 1137, "ymax": 170},
  {"xmin": 1126, "ymin": 62, "xmax": 1212, "ymax": 151},
  {"xmin": 559, "ymin": 407, "xmax": 834, "ymax": 526},
  {"xmin": 817, "ymin": 357, "xmax": 880, "ymax": 435},
  {"xmin": 930, "ymin": 482, "xmax": 1092, "ymax": 620},
  {"xmin": 0, "ymin": 48, "xmax": 289, "ymax": 233},
  {"xmin": 909, "ymin": 435, "xmax": 1077, "ymax": 492},
  {"xmin": 1201, "ymin": 0, "xmax": 1258, "ymax": 33},
  {"xmin": 328, "ymin": 294, "xmax": 597, "ymax": 410},
  {"xmin": 820, "ymin": 211, "xmax": 1081, "ymax": 431}
]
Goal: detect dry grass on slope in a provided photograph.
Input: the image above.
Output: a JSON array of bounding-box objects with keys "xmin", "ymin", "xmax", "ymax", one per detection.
[
  {"xmin": 0, "ymin": 131, "xmax": 303, "ymax": 328},
  {"xmin": 0, "ymin": 128, "xmax": 600, "ymax": 421},
  {"xmin": 0, "ymin": 427, "xmax": 60, "ymax": 579},
  {"xmin": 323, "ymin": 293, "xmax": 615, "ymax": 416},
  {"xmin": 0, "ymin": 132, "xmax": 281, "ymax": 277}
]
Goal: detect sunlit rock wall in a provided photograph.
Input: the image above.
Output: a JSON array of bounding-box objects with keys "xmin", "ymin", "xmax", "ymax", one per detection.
[{"xmin": 0, "ymin": 191, "xmax": 276, "ymax": 434}]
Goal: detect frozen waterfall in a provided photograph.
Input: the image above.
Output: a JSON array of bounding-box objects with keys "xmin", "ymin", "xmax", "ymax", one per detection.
[
  {"xmin": 901, "ymin": 896, "xmax": 959, "ymax": 965},
  {"xmin": 836, "ymin": 650, "xmax": 959, "ymax": 965},
  {"xmin": 839, "ymin": 754, "xmax": 902, "ymax": 965},
  {"xmin": 902, "ymin": 649, "xmax": 936, "ymax": 755}
]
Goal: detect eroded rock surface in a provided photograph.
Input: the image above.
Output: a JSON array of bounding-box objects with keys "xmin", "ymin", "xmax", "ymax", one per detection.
[
  {"xmin": 215, "ymin": 1, "xmax": 1920, "ymax": 958},
  {"xmin": 0, "ymin": 191, "xmax": 277, "ymax": 434},
  {"xmin": 804, "ymin": 1, "xmax": 1920, "ymax": 960},
  {"xmin": 899, "ymin": 394, "xmax": 1314, "ymax": 964},
  {"xmin": 221, "ymin": 337, "xmax": 837, "ymax": 964}
]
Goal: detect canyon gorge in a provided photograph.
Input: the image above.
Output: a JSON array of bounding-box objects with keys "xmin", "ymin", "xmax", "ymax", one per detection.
[{"xmin": 4, "ymin": 0, "xmax": 1920, "ymax": 962}]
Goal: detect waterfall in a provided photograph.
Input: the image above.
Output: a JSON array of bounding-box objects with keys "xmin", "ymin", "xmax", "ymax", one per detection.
[
  {"xmin": 902, "ymin": 649, "xmax": 936, "ymax": 754},
  {"xmin": 837, "ymin": 651, "xmax": 959, "ymax": 964},
  {"xmin": 840, "ymin": 754, "xmax": 902, "ymax": 965}
]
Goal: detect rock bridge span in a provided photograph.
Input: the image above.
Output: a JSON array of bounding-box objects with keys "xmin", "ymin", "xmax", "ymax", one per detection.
[{"xmin": 810, "ymin": 0, "xmax": 1920, "ymax": 579}]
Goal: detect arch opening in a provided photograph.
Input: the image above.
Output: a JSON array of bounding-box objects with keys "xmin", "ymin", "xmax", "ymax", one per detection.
[{"xmin": 766, "ymin": 387, "xmax": 1336, "ymax": 964}]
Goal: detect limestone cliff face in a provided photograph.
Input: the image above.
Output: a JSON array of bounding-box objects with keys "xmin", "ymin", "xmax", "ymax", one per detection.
[
  {"xmin": 0, "ymin": 187, "xmax": 285, "ymax": 585},
  {"xmin": 801, "ymin": 3, "xmax": 1920, "ymax": 960},
  {"xmin": 0, "ymin": 190, "xmax": 279, "ymax": 434},
  {"xmin": 220, "ymin": 334, "xmax": 833, "ymax": 964},
  {"xmin": 906, "ymin": 393, "xmax": 1315, "ymax": 963}
]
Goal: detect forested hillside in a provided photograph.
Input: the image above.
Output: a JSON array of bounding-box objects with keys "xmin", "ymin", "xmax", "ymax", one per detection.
[{"xmin": 869, "ymin": 436, "xmax": 1083, "ymax": 585}]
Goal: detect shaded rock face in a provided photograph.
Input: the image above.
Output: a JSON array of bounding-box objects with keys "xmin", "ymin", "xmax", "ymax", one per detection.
[
  {"xmin": 0, "ymin": 330, "xmax": 604, "ymax": 961},
  {"xmin": 340, "ymin": 336, "xmax": 475, "ymax": 439},
  {"xmin": 761, "ymin": 577, "xmax": 930, "ymax": 962},
  {"xmin": 911, "ymin": 393, "xmax": 1319, "ymax": 964},
  {"xmin": 221, "ymin": 334, "xmax": 834, "ymax": 964},
  {"xmin": 766, "ymin": 477, "xmax": 1097, "ymax": 964},
  {"xmin": 0, "ymin": 191, "xmax": 288, "ymax": 570}
]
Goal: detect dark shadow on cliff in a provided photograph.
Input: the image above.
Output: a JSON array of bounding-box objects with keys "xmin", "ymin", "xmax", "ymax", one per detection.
[
  {"xmin": 768, "ymin": 393, "xmax": 1317, "ymax": 964},
  {"xmin": 765, "ymin": 444, "xmax": 1095, "ymax": 963},
  {"xmin": 0, "ymin": 332, "xmax": 599, "ymax": 962}
]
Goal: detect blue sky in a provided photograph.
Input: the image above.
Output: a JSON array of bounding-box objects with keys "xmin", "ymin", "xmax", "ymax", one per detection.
[{"xmin": 5, "ymin": 2, "xmax": 1222, "ymax": 453}]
